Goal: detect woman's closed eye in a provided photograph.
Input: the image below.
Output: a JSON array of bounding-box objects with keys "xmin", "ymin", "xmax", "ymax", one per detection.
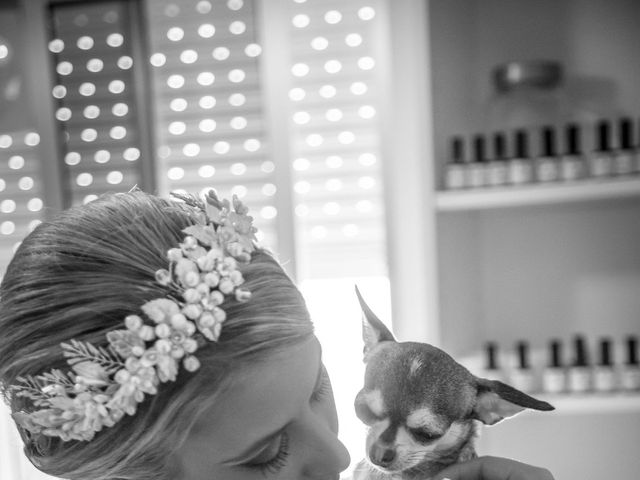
[
  {"xmin": 245, "ymin": 431, "xmax": 291, "ymax": 477},
  {"xmin": 243, "ymin": 362, "xmax": 330, "ymax": 476}
]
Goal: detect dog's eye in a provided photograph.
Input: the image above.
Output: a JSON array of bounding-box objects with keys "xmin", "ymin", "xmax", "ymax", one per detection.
[
  {"xmin": 409, "ymin": 428, "xmax": 440, "ymax": 444},
  {"xmin": 355, "ymin": 402, "xmax": 383, "ymax": 424}
]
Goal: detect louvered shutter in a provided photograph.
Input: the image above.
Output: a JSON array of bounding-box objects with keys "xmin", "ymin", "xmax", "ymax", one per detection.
[
  {"xmin": 0, "ymin": 132, "xmax": 45, "ymax": 278},
  {"xmin": 47, "ymin": 1, "xmax": 147, "ymax": 206},
  {"xmin": 285, "ymin": 0, "xmax": 386, "ymax": 280},
  {"xmin": 145, "ymin": 0, "xmax": 279, "ymax": 251},
  {"xmin": 0, "ymin": 7, "xmax": 45, "ymax": 281}
]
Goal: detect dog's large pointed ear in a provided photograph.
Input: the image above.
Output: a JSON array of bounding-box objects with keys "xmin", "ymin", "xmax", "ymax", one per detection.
[
  {"xmin": 355, "ymin": 286, "xmax": 396, "ymax": 361},
  {"xmin": 472, "ymin": 378, "xmax": 554, "ymax": 426}
]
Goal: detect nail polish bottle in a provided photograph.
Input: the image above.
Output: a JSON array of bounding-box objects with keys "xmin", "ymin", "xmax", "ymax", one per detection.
[
  {"xmin": 486, "ymin": 132, "xmax": 509, "ymax": 187},
  {"xmin": 588, "ymin": 120, "xmax": 614, "ymax": 178},
  {"xmin": 636, "ymin": 117, "xmax": 640, "ymax": 174},
  {"xmin": 567, "ymin": 335, "xmax": 591, "ymax": 393},
  {"xmin": 612, "ymin": 117, "xmax": 636, "ymax": 176},
  {"xmin": 535, "ymin": 126, "xmax": 560, "ymax": 183},
  {"xmin": 593, "ymin": 338, "xmax": 616, "ymax": 393},
  {"xmin": 483, "ymin": 341, "xmax": 505, "ymax": 382},
  {"xmin": 510, "ymin": 341, "xmax": 536, "ymax": 393},
  {"xmin": 445, "ymin": 136, "xmax": 466, "ymax": 190},
  {"xmin": 508, "ymin": 129, "xmax": 533, "ymax": 185},
  {"xmin": 542, "ymin": 339, "xmax": 566, "ymax": 394},
  {"xmin": 466, "ymin": 135, "xmax": 487, "ymax": 189},
  {"xmin": 560, "ymin": 124, "xmax": 586, "ymax": 182},
  {"xmin": 620, "ymin": 336, "xmax": 640, "ymax": 392}
]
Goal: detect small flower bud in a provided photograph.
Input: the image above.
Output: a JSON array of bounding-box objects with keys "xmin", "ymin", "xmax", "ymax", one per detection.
[
  {"xmin": 213, "ymin": 307, "xmax": 226, "ymax": 323},
  {"xmin": 155, "ymin": 339, "xmax": 172, "ymax": 353},
  {"xmin": 183, "ymin": 355, "xmax": 200, "ymax": 372},
  {"xmin": 167, "ymin": 248, "xmax": 183, "ymax": 262},
  {"xmin": 138, "ymin": 325, "xmax": 156, "ymax": 342},
  {"xmin": 170, "ymin": 346, "xmax": 185, "ymax": 359},
  {"xmin": 235, "ymin": 289, "xmax": 251, "ymax": 302},
  {"xmin": 184, "ymin": 271, "xmax": 200, "ymax": 288},
  {"xmin": 125, "ymin": 357, "xmax": 140, "ymax": 371},
  {"xmin": 155, "ymin": 269, "xmax": 172, "ymax": 286},
  {"xmin": 182, "ymin": 236, "xmax": 198, "ymax": 250},
  {"xmin": 131, "ymin": 345, "xmax": 145, "ymax": 357},
  {"xmin": 155, "ymin": 323, "xmax": 171, "ymax": 339},
  {"xmin": 204, "ymin": 272, "xmax": 220, "ymax": 288},
  {"xmin": 183, "ymin": 338, "xmax": 198, "ymax": 353},
  {"xmin": 212, "ymin": 322, "xmax": 222, "ymax": 340},
  {"xmin": 229, "ymin": 270, "xmax": 244, "ymax": 286},
  {"xmin": 227, "ymin": 243, "xmax": 244, "ymax": 258},
  {"xmin": 125, "ymin": 315, "xmax": 143, "ymax": 331},
  {"xmin": 218, "ymin": 278, "xmax": 234, "ymax": 294},
  {"xmin": 175, "ymin": 258, "xmax": 198, "ymax": 277},
  {"xmin": 196, "ymin": 255, "xmax": 215, "ymax": 272},
  {"xmin": 184, "ymin": 320, "xmax": 196, "ymax": 336},
  {"xmin": 223, "ymin": 256, "xmax": 238, "ymax": 270},
  {"xmin": 182, "ymin": 304, "xmax": 202, "ymax": 320},
  {"xmin": 210, "ymin": 290, "xmax": 224, "ymax": 305},
  {"xmin": 198, "ymin": 311, "xmax": 216, "ymax": 329},
  {"xmin": 114, "ymin": 369, "xmax": 131, "ymax": 384},
  {"xmin": 170, "ymin": 313, "xmax": 188, "ymax": 330},
  {"xmin": 183, "ymin": 288, "xmax": 201, "ymax": 304}
]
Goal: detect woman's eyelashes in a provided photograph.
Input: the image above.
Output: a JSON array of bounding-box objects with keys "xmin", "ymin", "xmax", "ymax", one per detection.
[
  {"xmin": 310, "ymin": 364, "xmax": 331, "ymax": 403},
  {"xmin": 246, "ymin": 431, "xmax": 290, "ymax": 477},
  {"xmin": 244, "ymin": 364, "xmax": 329, "ymax": 476}
]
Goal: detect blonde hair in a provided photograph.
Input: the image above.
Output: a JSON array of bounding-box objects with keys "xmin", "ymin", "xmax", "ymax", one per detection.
[{"xmin": 0, "ymin": 191, "xmax": 314, "ymax": 479}]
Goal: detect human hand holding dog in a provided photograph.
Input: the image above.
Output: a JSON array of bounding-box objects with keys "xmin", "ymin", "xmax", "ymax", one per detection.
[{"xmin": 433, "ymin": 456, "xmax": 554, "ymax": 480}]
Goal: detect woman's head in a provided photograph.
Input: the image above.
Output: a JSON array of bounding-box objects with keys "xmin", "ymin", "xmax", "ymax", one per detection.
[{"xmin": 0, "ymin": 190, "xmax": 317, "ymax": 479}]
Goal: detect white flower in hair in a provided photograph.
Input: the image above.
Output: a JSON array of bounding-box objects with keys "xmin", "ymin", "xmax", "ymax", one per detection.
[{"xmin": 11, "ymin": 190, "xmax": 257, "ymax": 442}]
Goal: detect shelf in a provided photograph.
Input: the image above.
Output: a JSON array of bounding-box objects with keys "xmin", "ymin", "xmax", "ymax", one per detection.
[{"xmin": 435, "ymin": 177, "xmax": 640, "ymax": 211}]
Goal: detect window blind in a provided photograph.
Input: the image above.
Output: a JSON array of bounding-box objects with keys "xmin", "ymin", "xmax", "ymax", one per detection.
[
  {"xmin": 0, "ymin": 132, "xmax": 44, "ymax": 280},
  {"xmin": 47, "ymin": 1, "xmax": 144, "ymax": 206},
  {"xmin": 145, "ymin": 0, "xmax": 279, "ymax": 251},
  {"xmin": 284, "ymin": 0, "xmax": 386, "ymax": 279},
  {"xmin": 0, "ymin": 7, "xmax": 45, "ymax": 282}
]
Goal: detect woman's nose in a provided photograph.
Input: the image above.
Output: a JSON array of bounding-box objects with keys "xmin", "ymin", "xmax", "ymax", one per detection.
[{"xmin": 300, "ymin": 411, "xmax": 351, "ymax": 478}]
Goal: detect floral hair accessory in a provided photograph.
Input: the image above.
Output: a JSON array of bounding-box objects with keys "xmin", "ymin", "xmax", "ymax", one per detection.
[{"xmin": 10, "ymin": 190, "xmax": 257, "ymax": 442}]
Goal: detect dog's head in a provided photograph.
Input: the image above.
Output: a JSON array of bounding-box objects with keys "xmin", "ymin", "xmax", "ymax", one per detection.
[{"xmin": 353, "ymin": 287, "xmax": 554, "ymax": 477}]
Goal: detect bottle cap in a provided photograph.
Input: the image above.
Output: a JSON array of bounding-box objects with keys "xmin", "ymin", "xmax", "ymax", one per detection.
[
  {"xmin": 493, "ymin": 132, "xmax": 507, "ymax": 160},
  {"xmin": 565, "ymin": 124, "xmax": 581, "ymax": 155},
  {"xmin": 540, "ymin": 126, "xmax": 556, "ymax": 157},
  {"xmin": 626, "ymin": 336, "xmax": 638, "ymax": 366},
  {"xmin": 493, "ymin": 60, "xmax": 563, "ymax": 93},
  {"xmin": 485, "ymin": 342, "xmax": 500, "ymax": 370},
  {"xmin": 473, "ymin": 135, "xmax": 486, "ymax": 163},
  {"xmin": 599, "ymin": 338, "xmax": 613, "ymax": 367},
  {"xmin": 595, "ymin": 120, "xmax": 611, "ymax": 152},
  {"xmin": 618, "ymin": 117, "xmax": 634, "ymax": 150},
  {"xmin": 549, "ymin": 339, "xmax": 563, "ymax": 368},
  {"xmin": 572, "ymin": 335, "xmax": 589, "ymax": 367},
  {"xmin": 451, "ymin": 136, "xmax": 465, "ymax": 164},
  {"xmin": 513, "ymin": 130, "xmax": 529, "ymax": 158},
  {"xmin": 516, "ymin": 341, "xmax": 530, "ymax": 369}
]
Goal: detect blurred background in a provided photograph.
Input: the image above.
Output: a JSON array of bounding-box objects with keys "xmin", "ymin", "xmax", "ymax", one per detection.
[{"xmin": 0, "ymin": 0, "xmax": 639, "ymax": 479}]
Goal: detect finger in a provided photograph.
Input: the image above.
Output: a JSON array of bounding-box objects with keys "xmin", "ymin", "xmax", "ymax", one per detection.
[
  {"xmin": 433, "ymin": 456, "xmax": 555, "ymax": 480},
  {"xmin": 432, "ymin": 457, "xmax": 485, "ymax": 480}
]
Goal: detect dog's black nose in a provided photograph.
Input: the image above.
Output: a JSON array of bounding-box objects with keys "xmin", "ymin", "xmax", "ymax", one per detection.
[
  {"xmin": 370, "ymin": 444, "xmax": 396, "ymax": 468},
  {"xmin": 380, "ymin": 448, "xmax": 395, "ymax": 465}
]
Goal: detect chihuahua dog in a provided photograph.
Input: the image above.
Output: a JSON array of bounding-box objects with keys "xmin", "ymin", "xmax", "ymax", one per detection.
[{"xmin": 352, "ymin": 288, "xmax": 554, "ymax": 480}]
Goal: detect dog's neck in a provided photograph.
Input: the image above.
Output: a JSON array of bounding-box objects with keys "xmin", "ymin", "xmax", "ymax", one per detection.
[{"xmin": 353, "ymin": 422, "xmax": 478, "ymax": 480}]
